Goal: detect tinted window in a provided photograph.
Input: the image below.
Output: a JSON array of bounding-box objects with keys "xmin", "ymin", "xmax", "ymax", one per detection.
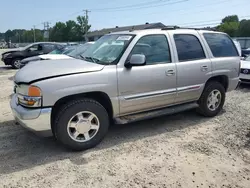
[
  {"xmin": 28, "ymin": 44, "xmax": 43, "ymax": 51},
  {"xmin": 28, "ymin": 45, "xmax": 38, "ymax": 51},
  {"xmin": 130, "ymin": 35, "xmax": 171, "ymax": 65},
  {"xmin": 203, "ymin": 33, "xmax": 239, "ymax": 57},
  {"xmin": 43, "ymin": 44, "xmax": 56, "ymax": 51},
  {"xmin": 174, "ymin": 34, "xmax": 206, "ymax": 61}
]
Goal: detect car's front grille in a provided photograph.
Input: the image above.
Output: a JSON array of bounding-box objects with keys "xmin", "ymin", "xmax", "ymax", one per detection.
[{"xmin": 240, "ymin": 69, "xmax": 250, "ymax": 74}]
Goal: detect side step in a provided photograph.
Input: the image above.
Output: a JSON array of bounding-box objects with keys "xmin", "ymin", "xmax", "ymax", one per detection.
[{"xmin": 114, "ymin": 102, "xmax": 199, "ymax": 124}]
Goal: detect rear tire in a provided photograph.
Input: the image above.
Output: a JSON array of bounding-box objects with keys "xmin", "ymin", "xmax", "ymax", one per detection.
[
  {"xmin": 11, "ymin": 58, "xmax": 22, "ymax": 69},
  {"xmin": 54, "ymin": 98, "xmax": 109, "ymax": 151},
  {"xmin": 197, "ymin": 81, "xmax": 225, "ymax": 117}
]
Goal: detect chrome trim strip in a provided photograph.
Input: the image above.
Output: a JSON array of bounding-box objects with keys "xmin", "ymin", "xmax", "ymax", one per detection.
[
  {"xmin": 124, "ymin": 88, "xmax": 176, "ymax": 100},
  {"xmin": 177, "ymin": 84, "xmax": 202, "ymax": 92}
]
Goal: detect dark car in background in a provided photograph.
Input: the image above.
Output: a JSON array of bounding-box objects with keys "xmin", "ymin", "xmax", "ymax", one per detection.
[
  {"xmin": 19, "ymin": 42, "xmax": 94, "ymax": 68},
  {"xmin": 20, "ymin": 45, "xmax": 76, "ymax": 68},
  {"xmin": 1, "ymin": 42, "xmax": 65, "ymax": 69}
]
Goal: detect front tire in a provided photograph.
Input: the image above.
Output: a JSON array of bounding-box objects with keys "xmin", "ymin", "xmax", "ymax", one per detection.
[
  {"xmin": 11, "ymin": 58, "xmax": 22, "ymax": 69},
  {"xmin": 54, "ymin": 98, "xmax": 109, "ymax": 151},
  {"xmin": 197, "ymin": 81, "xmax": 225, "ymax": 117}
]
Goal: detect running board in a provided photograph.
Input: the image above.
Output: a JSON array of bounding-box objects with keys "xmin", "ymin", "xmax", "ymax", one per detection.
[{"xmin": 114, "ymin": 102, "xmax": 198, "ymax": 124}]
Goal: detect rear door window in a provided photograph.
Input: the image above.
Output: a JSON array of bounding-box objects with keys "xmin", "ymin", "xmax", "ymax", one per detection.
[
  {"xmin": 174, "ymin": 34, "xmax": 206, "ymax": 62},
  {"xmin": 43, "ymin": 44, "xmax": 56, "ymax": 51},
  {"xmin": 203, "ymin": 33, "xmax": 239, "ymax": 57}
]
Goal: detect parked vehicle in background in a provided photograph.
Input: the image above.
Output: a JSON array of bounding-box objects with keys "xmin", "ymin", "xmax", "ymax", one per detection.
[
  {"xmin": 1, "ymin": 42, "xmax": 65, "ymax": 69},
  {"xmin": 233, "ymin": 40, "xmax": 241, "ymax": 57},
  {"xmin": 11, "ymin": 28, "xmax": 240, "ymax": 151},
  {"xmin": 241, "ymin": 48, "xmax": 250, "ymax": 58},
  {"xmin": 239, "ymin": 55, "xmax": 250, "ymax": 84},
  {"xmin": 19, "ymin": 42, "xmax": 94, "ymax": 68},
  {"xmin": 20, "ymin": 46, "xmax": 76, "ymax": 68},
  {"xmin": 66, "ymin": 42, "xmax": 95, "ymax": 59}
]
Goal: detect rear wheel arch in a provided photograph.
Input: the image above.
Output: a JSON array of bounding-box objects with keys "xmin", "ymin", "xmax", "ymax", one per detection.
[{"xmin": 205, "ymin": 75, "xmax": 229, "ymax": 91}]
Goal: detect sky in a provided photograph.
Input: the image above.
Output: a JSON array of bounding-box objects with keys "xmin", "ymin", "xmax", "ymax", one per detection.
[{"xmin": 0, "ymin": 0, "xmax": 249, "ymax": 32}]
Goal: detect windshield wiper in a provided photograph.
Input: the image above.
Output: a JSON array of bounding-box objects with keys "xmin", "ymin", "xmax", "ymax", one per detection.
[{"xmin": 80, "ymin": 55, "xmax": 106, "ymax": 65}]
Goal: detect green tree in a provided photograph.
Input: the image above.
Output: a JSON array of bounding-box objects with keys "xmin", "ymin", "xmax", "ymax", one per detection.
[
  {"xmin": 50, "ymin": 22, "xmax": 67, "ymax": 42},
  {"xmin": 218, "ymin": 15, "xmax": 240, "ymax": 37},
  {"xmin": 5, "ymin": 30, "xmax": 14, "ymax": 41},
  {"xmin": 238, "ymin": 19, "xmax": 250, "ymax": 37},
  {"xmin": 222, "ymin": 15, "xmax": 239, "ymax": 23},
  {"xmin": 76, "ymin": 15, "xmax": 91, "ymax": 41},
  {"xmin": 219, "ymin": 22, "xmax": 239, "ymax": 37},
  {"xmin": 64, "ymin": 20, "xmax": 79, "ymax": 41}
]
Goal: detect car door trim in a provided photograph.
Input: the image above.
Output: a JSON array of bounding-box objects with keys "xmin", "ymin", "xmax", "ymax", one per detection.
[
  {"xmin": 124, "ymin": 88, "xmax": 176, "ymax": 100},
  {"xmin": 177, "ymin": 84, "xmax": 202, "ymax": 92}
]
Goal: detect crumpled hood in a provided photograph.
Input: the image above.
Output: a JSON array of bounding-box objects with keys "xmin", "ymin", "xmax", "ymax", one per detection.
[
  {"xmin": 21, "ymin": 54, "xmax": 73, "ymax": 64},
  {"xmin": 39, "ymin": 54, "xmax": 73, "ymax": 60},
  {"xmin": 14, "ymin": 59, "xmax": 105, "ymax": 84},
  {"xmin": 241, "ymin": 60, "xmax": 250, "ymax": 69}
]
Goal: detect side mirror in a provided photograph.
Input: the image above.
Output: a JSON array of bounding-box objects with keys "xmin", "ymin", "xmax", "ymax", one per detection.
[{"xmin": 125, "ymin": 54, "xmax": 146, "ymax": 68}]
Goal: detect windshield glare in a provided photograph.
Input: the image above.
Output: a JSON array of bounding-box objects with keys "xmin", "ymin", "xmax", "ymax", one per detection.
[
  {"xmin": 68, "ymin": 43, "xmax": 93, "ymax": 57},
  {"xmin": 80, "ymin": 34, "xmax": 134, "ymax": 64},
  {"xmin": 245, "ymin": 56, "xmax": 250, "ymax": 61}
]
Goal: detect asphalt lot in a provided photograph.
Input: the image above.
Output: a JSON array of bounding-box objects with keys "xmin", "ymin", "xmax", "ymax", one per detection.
[{"xmin": 0, "ymin": 50, "xmax": 250, "ymax": 188}]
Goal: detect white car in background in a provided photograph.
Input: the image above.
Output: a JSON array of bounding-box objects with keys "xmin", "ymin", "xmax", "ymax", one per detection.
[
  {"xmin": 20, "ymin": 42, "xmax": 94, "ymax": 68},
  {"xmin": 240, "ymin": 55, "xmax": 250, "ymax": 84},
  {"xmin": 233, "ymin": 40, "xmax": 242, "ymax": 57}
]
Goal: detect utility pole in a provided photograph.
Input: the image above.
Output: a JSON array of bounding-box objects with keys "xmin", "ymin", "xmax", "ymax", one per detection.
[
  {"xmin": 83, "ymin": 9, "xmax": 91, "ymax": 42},
  {"xmin": 42, "ymin": 22, "xmax": 51, "ymax": 41},
  {"xmin": 33, "ymin": 25, "xmax": 36, "ymax": 42}
]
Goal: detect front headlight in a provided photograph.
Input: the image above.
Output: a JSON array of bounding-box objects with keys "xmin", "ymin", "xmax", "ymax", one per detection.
[{"xmin": 16, "ymin": 85, "xmax": 42, "ymax": 107}]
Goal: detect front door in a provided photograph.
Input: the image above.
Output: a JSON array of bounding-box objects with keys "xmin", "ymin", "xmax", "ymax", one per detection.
[{"xmin": 117, "ymin": 34, "xmax": 177, "ymax": 115}]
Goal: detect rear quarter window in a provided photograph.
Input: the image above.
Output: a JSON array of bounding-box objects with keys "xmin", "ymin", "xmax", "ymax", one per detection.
[{"xmin": 203, "ymin": 33, "xmax": 239, "ymax": 57}]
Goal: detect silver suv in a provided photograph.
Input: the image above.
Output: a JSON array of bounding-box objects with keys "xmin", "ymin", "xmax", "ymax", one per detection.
[{"xmin": 11, "ymin": 27, "xmax": 240, "ymax": 150}]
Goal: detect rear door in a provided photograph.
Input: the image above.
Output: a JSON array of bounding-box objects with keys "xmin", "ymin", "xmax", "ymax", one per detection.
[{"xmin": 168, "ymin": 30, "xmax": 212, "ymax": 103}]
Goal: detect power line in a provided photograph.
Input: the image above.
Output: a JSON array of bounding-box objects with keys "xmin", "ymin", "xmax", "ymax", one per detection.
[
  {"xmin": 89, "ymin": 0, "xmax": 172, "ymax": 11},
  {"xmin": 91, "ymin": 0, "xmax": 189, "ymax": 12},
  {"xmin": 178, "ymin": 15, "xmax": 250, "ymax": 26},
  {"xmin": 144, "ymin": 0, "xmax": 231, "ymax": 16}
]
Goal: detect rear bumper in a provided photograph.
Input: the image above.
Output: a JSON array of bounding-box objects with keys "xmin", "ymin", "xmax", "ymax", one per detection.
[
  {"xmin": 227, "ymin": 77, "xmax": 240, "ymax": 91},
  {"xmin": 10, "ymin": 94, "xmax": 53, "ymax": 137},
  {"xmin": 239, "ymin": 73, "xmax": 250, "ymax": 84}
]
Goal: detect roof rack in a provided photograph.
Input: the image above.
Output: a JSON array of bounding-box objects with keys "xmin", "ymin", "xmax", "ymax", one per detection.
[{"xmin": 161, "ymin": 26, "xmax": 216, "ymax": 31}]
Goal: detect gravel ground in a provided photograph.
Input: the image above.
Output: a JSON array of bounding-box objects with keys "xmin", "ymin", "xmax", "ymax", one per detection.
[{"xmin": 0, "ymin": 50, "xmax": 250, "ymax": 188}]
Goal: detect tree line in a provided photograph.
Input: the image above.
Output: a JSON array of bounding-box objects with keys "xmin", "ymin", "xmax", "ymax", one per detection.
[
  {"xmin": 217, "ymin": 15, "xmax": 250, "ymax": 37},
  {"xmin": 0, "ymin": 14, "xmax": 249, "ymax": 43},
  {"xmin": 0, "ymin": 15, "xmax": 91, "ymax": 43}
]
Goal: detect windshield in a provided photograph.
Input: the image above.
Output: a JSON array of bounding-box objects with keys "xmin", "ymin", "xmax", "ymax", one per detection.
[
  {"xmin": 62, "ymin": 47, "xmax": 76, "ymax": 55},
  {"xmin": 79, "ymin": 34, "xmax": 134, "ymax": 64},
  {"xmin": 67, "ymin": 43, "xmax": 93, "ymax": 58},
  {"xmin": 49, "ymin": 48, "xmax": 64, "ymax": 54},
  {"xmin": 245, "ymin": 56, "xmax": 250, "ymax": 61}
]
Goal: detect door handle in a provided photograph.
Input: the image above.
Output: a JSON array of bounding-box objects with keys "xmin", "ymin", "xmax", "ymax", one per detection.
[
  {"xmin": 201, "ymin": 65, "xmax": 208, "ymax": 72},
  {"xmin": 165, "ymin": 70, "xmax": 175, "ymax": 76}
]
